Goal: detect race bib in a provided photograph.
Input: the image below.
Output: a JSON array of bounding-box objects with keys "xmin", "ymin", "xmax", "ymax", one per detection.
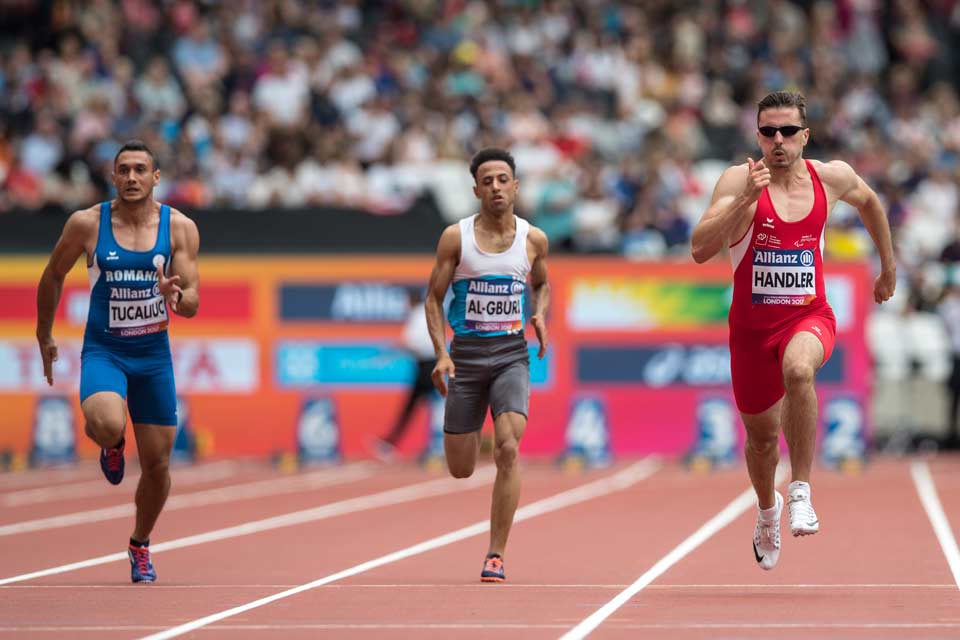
[
  {"xmin": 108, "ymin": 285, "xmax": 168, "ymax": 336},
  {"xmin": 752, "ymin": 248, "xmax": 816, "ymax": 305},
  {"xmin": 463, "ymin": 277, "xmax": 524, "ymax": 333}
]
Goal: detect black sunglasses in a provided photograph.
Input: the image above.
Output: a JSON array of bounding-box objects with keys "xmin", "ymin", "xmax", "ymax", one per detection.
[{"xmin": 758, "ymin": 125, "xmax": 804, "ymax": 138}]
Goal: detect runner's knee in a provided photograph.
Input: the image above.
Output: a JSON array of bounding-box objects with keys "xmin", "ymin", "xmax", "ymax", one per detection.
[
  {"xmin": 493, "ymin": 437, "xmax": 519, "ymax": 470},
  {"xmin": 84, "ymin": 413, "xmax": 123, "ymax": 444},
  {"xmin": 782, "ymin": 362, "xmax": 815, "ymax": 390},
  {"xmin": 139, "ymin": 449, "xmax": 171, "ymax": 478},
  {"xmin": 745, "ymin": 431, "xmax": 778, "ymax": 456}
]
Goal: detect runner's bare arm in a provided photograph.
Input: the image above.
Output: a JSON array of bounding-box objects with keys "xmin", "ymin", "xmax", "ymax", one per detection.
[
  {"xmin": 426, "ymin": 224, "xmax": 460, "ymax": 395},
  {"xmin": 528, "ymin": 227, "xmax": 550, "ymax": 358},
  {"xmin": 36, "ymin": 208, "xmax": 97, "ymax": 384},
  {"xmin": 167, "ymin": 211, "xmax": 200, "ymax": 317},
  {"xmin": 691, "ymin": 161, "xmax": 767, "ymax": 263},
  {"xmin": 822, "ymin": 160, "xmax": 896, "ymax": 303}
]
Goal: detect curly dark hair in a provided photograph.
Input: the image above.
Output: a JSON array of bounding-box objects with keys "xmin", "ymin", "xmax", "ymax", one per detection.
[{"xmin": 469, "ymin": 147, "xmax": 516, "ymax": 181}]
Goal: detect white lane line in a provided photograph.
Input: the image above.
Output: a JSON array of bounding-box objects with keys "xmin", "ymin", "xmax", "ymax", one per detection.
[
  {"xmin": 1, "ymin": 460, "xmax": 241, "ymax": 507},
  {"xmin": 0, "ymin": 463, "xmax": 374, "ymax": 536},
  {"xmin": 0, "ymin": 460, "xmax": 239, "ymax": 496},
  {"xmin": 6, "ymin": 622, "xmax": 960, "ymax": 633},
  {"xmin": 560, "ymin": 465, "xmax": 787, "ymax": 640},
  {"xmin": 601, "ymin": 623, "xmax": 960, "ymax": 629},
  {"xmin": 0, "ymin": 625, "xmax": 571, "ymax": 632},
  {"xmin": 139, "ymin": 457, "xmax": 662, "ymax": 640},
  {"xmin": 911, "ymin": 461, "xmax": 960, "ymax": 589},
  {"xmin": 3, "ymin": 582, "xmax": 955, "ymax": 590},
  {"xmin": 0, "ymin": 466, "xmax": 94, "ymax": 490},
  {"xmin": 0, "ymin": 466, "xmax": 497, "ymax": 586}
]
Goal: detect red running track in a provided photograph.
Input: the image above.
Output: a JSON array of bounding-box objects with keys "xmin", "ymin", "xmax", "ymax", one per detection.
[{"xmin": 0, "ymin": 454, "xmax": 958, "ymax": 639}]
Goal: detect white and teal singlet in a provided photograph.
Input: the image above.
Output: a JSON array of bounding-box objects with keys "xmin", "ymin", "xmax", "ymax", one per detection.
[{"xmin": 447, "ymin": 214, "xmax": 531, "ymax": 338}]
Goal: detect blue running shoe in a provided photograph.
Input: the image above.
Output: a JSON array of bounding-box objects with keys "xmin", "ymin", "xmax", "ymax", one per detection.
[
  {"xmin": 480, "ymin": 553, "xmax": 505, "ymax": 582},
  {"xmin": 99, "ymin": 438, "xmax": 125, "ymax": 485},
  {"xmin": 128, "ymin": 545, "xmax": 156, "ymax": 583}
]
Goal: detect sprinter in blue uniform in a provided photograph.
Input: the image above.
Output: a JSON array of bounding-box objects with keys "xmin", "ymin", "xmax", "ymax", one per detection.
[{"xmin": 36, "ymin": 140, "xmax": 200, "ymax": 583}]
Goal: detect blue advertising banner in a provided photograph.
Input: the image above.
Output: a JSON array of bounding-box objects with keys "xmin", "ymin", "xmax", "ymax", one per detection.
[
  {"xmin": 277, "ymin": 341, "xmax": 551, "ymax": 387},
  {"xmin": 277, "ymin": 343, "xmax": 415, "ymax": 386}
]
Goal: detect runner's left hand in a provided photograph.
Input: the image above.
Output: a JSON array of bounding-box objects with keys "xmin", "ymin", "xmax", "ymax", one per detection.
[
  {"xmin": 531, "ymin": 314, "xmax": 548, "ymax": 359},
  {"xmin": 157, "ymin": 264, "xmax": 183, "ymax": 312}
]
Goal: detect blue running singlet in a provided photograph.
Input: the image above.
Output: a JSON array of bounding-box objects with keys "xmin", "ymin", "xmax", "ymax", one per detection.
[{"xmin": 80, "ymin": 202, "xmax": 177, "ymax": 425}]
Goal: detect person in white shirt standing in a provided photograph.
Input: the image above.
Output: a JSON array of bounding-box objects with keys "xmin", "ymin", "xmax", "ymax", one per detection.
[
  {"xmin": 938, "ymin": 276, "xmax": 960, "ymax": 449},
  {"xmin": 371, "ymin": 289, "xmax": 437, "ymax": 460}
]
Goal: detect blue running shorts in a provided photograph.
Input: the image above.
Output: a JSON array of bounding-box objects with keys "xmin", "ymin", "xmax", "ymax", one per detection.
[{"xmin": 80, "ymin": 346, "xmax": 177, "ymax": 426}]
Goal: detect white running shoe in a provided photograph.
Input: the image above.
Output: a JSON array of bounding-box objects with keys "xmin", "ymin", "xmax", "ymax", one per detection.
[
  {"xmin": 753, "ymin": 491, "xmax": 782, "ymax": 571},
  {"xmin": 787, "ymin": 481, "xmax": 819, "ymax": 536}
]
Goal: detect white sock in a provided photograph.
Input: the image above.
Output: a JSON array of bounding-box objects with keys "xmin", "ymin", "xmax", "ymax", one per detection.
[
  {"xmin": 788, "ymin": 481, "xmax": 810, "ymax": 498},
  {"xmin": 759, "ymin": 498, "xmax": 780, "ymax": 520}
]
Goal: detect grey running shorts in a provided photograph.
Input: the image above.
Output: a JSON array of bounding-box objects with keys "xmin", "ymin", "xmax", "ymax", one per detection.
[{"xmin": 444, "ymin": 334, "xmax": 530, "ymax": 434}]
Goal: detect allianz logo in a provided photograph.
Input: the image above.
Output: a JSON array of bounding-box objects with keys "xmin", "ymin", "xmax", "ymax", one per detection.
[{"xmin": 330, "ymin": 283, "xmax": 410, "ymax": 321}]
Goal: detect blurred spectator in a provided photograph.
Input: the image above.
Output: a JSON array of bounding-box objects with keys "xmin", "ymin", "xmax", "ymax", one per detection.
[
  {"xmin": 134, "ymin": 57, "xmax": 187, "ymax": 122},
  {"xmin": 20, "ymin": 112, "xmax": 63, "ymax": 176},
  {"xmin": 171, "ymin": 19, "xmax": 227, "ymax": 92},
  {"xmin": 252, "ymin": 41, "xmax": 310, "ymax": 129}
]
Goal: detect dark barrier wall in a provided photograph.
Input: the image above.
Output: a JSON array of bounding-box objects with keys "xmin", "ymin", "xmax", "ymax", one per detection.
[{"xmin": 0, "ymin": 194, "xmax": 448, "ymax": 254}]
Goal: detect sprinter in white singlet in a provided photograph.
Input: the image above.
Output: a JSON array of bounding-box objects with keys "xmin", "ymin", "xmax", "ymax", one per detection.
[{"xmin": 426, "ymin": 148, "xmax": 550, "ymax": 582}]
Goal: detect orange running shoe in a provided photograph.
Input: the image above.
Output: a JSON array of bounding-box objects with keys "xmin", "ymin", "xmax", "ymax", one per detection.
[{"xmin": 480, "ymin": 553, "xmax": 505, "ymax": 582}]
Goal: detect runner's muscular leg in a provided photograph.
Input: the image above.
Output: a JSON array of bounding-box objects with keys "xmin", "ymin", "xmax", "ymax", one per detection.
[
  {"xmin": 742, "ymin": 399, "xmax": 782, "ymax": 510},
  {"xmin": 131, "ymin": 423, "xmax": 176, "ymax": 542},
  {"xmin": 81, "ymin": 392, "xmax": 126, "ymax": 448},
  {"xmin": 444, "ymin": 431, "xmax": 482, "ymax": 478},
  {"xmin": 489, "ymin": 411, "xmax": 526, "ymax": 557},
  {"xmin": 780, "ymin": 331, "xmax": 824, "ymax": 484}
]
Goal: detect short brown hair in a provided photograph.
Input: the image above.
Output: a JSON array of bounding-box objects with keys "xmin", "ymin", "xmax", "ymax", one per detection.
[
  {"xmin": 113, "ymin": 139, "xmax": 157, "ymax": 170},
  {"xmin": 757, "ymin": 91, "xmax": 807, "ymax": 126}
]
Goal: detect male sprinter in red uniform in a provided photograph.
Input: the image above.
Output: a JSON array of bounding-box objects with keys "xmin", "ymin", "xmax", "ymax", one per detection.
[{"xmin": 691, "ymin": 91, "xmax": 896, "ymax": 570}]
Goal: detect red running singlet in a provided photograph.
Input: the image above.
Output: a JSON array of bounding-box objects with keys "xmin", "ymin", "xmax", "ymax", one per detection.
[{"xmin": 729, "ymin": 160, "xmax": 833, "ymax": 331}]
